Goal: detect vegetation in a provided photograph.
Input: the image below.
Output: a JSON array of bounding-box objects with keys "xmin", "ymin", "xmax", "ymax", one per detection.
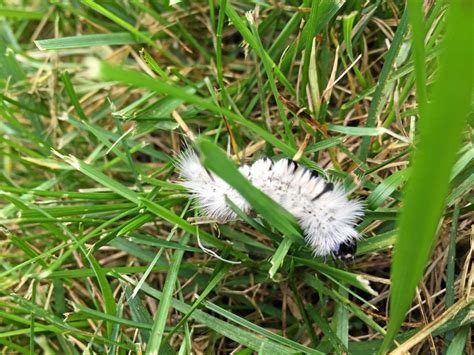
[{"xmin": 0, "ymin": 1, "xmax": 472, "ymax": 354}]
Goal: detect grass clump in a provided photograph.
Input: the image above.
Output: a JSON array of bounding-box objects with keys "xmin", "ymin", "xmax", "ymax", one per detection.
[{"xmin": 0, "ymin": 1, "xmax": 472, "ymax": 354}]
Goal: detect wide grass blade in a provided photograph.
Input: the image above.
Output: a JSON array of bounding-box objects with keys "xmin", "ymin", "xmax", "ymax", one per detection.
[
  {"xmin": 196, "ymin": 138, "xmax": 301, "ymax": 241},
  {"xmin": 196, "ymin": 138, "xmax": 302, "ymax": 277},
  {"xmin": 198, "ymin": 139, "xmax": 301, "ymax": 278},
  {"xmin": 380, "ymin": 1, "xmax": 473, "ymax": 352}
]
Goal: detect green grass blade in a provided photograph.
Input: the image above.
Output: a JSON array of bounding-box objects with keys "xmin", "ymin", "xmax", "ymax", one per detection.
[
  {"xmin": 268, "ymin": 237, "xmax": 293, "ymax": 279},
  {"xmin": 146, "ymin": 234, "xmax": 189, "ymax": 353},
  {"xmin": 332, "ymin": 286, "xmax": 349, "ymax": 349},
  {"xmin": 245, "ymin": 12, "xmax": 294, "ymax": 145},
  {"xmin": 406, "ymin": 0, "xmax": 427, "ymax": 118},
  {"xmin": 224, "ymin": 4, "xmax": 296, "ymax": 97},
  {"xmin": 80, "ymin": 1, "xmax": 152, "ymax": 49},
  {"xmin": 83, "ymin": 254, "xmax": 117, "ymax": 337},
  {"xmin": 125, "ymin": 286, "xmax": 153, "ymax": 343},
  {"xmin": 343, "ymin": 11, "xmax": 358, "ymax": 61},
  {"xmin": 98, "ymin": 62, "xmax": 303, "ymax": 160},
  {"xmin": 279, "ymin": 0, "xmax": 344, "ymax": 74},
  {"xmin": 196, "ymin": 137, "xmax": 301, "ymax": 241},
  {"xmin": 293, "ymin": 257, "xmax": 378, "ymax": 296},
  {"xmin": 356, "ymin": 231, "xmax": 397, "ymax": 255},
  {"xmin": 165, "ymin": 261, "xmax": 231, "ymax": 340},
  {"xmin": 196, "ymin": 138, "xmax": 303, "ymax": 277},
  {"xmin": 380, "ymin": 1, "xmax": 473, "ymax": 352},
  {"xmin": 358, "ymin": 9, "xmax": 409, "ymax": 161},
  {"xmin": 307, "ymin": 304, "xmax": 348, "ymax": 353},
  {"xmin": 61, "ymin": 71, "xmax": 88, "ymax": 122},
  {"xmin": 53, "ymin": 151, "xmax": 141, "ymax": 204},
  {"xmin": 446, "ymin": 326, "xmax": 469, "ymax": 355},
  {"xmin": 366, "ymin": 169, "xmax": 409, "ymax": 209},
  {"xmin": 0, "ymin": 8, "xmax": 44, "ymax": 19},
  {"xmin": 35, "ymin": 32, "xmax": 147, "ymax": 50}
]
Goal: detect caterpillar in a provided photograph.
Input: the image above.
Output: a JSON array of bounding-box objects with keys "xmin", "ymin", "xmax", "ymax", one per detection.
[{"xmin": 177, "ymin": 149, "xmax": 364, "ymax": 258}]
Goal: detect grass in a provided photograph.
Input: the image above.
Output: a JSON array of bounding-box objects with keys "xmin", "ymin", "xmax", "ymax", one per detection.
[{"xmin": 0, "ymin": 1, "xmax": 472, "ymax": 354}]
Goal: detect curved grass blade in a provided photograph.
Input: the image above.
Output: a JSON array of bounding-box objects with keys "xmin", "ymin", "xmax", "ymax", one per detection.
[{"xmin": 98, "ymin": 62, "xmax": 300, "ymax": 162}]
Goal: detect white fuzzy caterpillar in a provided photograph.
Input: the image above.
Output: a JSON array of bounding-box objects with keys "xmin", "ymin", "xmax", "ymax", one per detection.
[{"xmin": 177, "ymin": 150, "xmax": 364, "ymax": 257}]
